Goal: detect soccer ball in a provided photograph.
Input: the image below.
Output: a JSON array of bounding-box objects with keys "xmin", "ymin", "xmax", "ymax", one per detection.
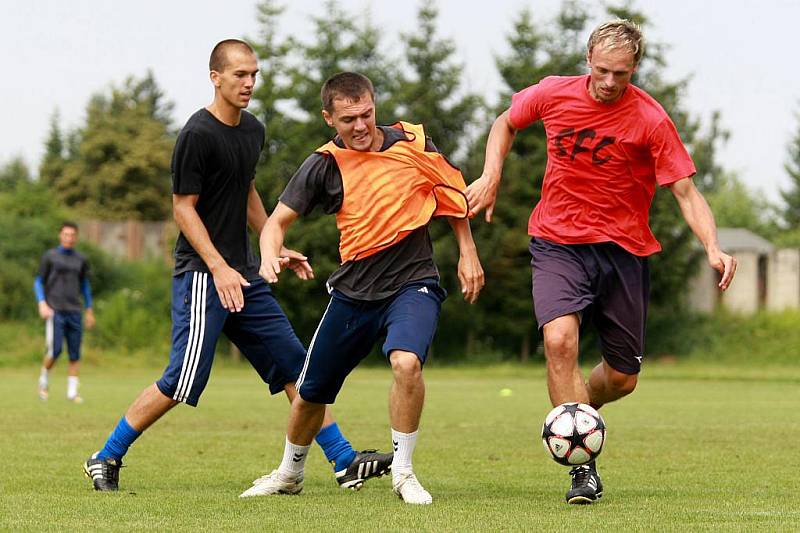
[{"xmin": 541, "ymin": 402, "xmax": 606, "ymax": 466}]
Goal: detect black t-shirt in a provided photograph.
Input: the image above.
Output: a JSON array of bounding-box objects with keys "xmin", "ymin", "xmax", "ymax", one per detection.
[
  {"xmin": 38, "ymin": 247, "xmax": 90, "ymax": 312},
  {"xmin": 172, "ymin": 108, "xmax": 264, "ymax": 279},
  {"xmin": 279, "ymin": 126, "xmax": 443, "ymax": 300}
]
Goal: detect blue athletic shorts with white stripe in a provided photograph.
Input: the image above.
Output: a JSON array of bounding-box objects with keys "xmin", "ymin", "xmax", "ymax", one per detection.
[
  {"xmin": 296, "ymin": 278, "xmax": 446, "ymax": 404},
  {"xmin": 156, "ymin": 271, "xmax": 306, "ymax": 406},
  {"xmin": 45, "ymin": 310, "xmax": 83, "ymax": 362}
]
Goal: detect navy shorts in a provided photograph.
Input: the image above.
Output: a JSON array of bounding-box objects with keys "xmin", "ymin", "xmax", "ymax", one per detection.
[
  {"xmin": 45, "ymin": 311, "xmax": 82, "ymax": 362},
  {"xmin": 530, "ymin": 238, "xmax": 649, "ymax": 374},
  {"xmin": 296, "ymin": 278, "xmax": 446, "ymax": 404},
  {"xmin": 156, "ymin": 271, "xmax": 305, "ymax": 406}
]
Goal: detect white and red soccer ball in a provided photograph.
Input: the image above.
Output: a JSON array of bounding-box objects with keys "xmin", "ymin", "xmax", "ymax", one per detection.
[{"xmin": 541, "ymin": 402, "xmax": 606, "ymax": 466}]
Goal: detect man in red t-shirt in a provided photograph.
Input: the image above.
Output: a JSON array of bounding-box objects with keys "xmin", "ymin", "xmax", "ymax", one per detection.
[{"xmin": 466, "ymin": 19, "xmax": 737, "ymax": 504}]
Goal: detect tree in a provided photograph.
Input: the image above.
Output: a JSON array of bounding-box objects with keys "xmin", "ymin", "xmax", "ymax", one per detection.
[
  {"xmin": 41, "ymin": 73, "xmax": 175, "ymax": 220},
  {"xmin": 39, "ymin": 112, "xmax": 66, "ymax": 190},
  {"xmin": 250, "ymin": 0, "xmax": 400, "ymax": 203},
  {"xmin": 0, "ymin": 173, "xmax": 68, "ymax": 319},
  {"xmin": 781, "ymin": 109, "xmax": 800, "ymax": 229},
  {"xmin": 705, "ymin": 172, "xmax": 778, "ymax": 238},
  {"xmin": 248, "ymin": 0, "xmax": 299, "ymax": 202},
  {"xmin": 395, "ymin": 2, "xmax": 483, "ymax": 160},
  {"xmin": 0, "ymin": 157, "xmax": 32, "ymax": 193}
]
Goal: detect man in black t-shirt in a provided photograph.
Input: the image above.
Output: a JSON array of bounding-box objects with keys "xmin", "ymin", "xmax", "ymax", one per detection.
[
  {"xmin": 34, "ymin": 222, "xmax": 95, "ymax": 403},
  {"xmin": 83, "ymin": 41, "xmax": 391, "ymax": 494},
  {"xmin": 243, "ymin": 72, "xmax": 484, "ymax": 504}
]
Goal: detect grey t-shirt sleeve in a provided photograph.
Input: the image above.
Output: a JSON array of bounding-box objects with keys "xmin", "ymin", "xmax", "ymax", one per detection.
[
  {"xmin": 279, "ymin": 152, "xmax": 343, "ymax": 215},
  {"xmin": 424, "ymin": 135, "xmax": 439, "ymax": 153}
]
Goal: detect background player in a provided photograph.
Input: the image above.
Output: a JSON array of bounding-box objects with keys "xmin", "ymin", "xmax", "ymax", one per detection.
[{"xmin": 35, "ymin": 221, "xmax": 95, "ymax": 403}]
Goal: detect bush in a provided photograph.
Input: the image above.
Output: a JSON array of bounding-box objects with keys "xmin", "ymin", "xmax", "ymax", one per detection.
[
  {"xmin": 0, "ymin": 182, "xmax": 69, "ymax": 320},
  {"xmin": 646, "ymin": 308, "xmax": 800, "ymax": 365},
  {"xmin": 91, "ymin": 260, "xmax": 172, "ymax": 354}
]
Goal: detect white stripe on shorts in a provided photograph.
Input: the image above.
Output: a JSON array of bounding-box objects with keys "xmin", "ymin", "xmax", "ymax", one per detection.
[
  {"xmin": 174, "ymin": 272, "xmax": 207, "ymax": 402},
  {"xmin": 295, "ymin": 296, "xmax": 334, "ymax": 392},
  {"xmin": 182, "ymin": 273, "xmax": 207, "ymax": 400},
  {"xmin": 45, "ymin": 316, "xmax": 54, "ymax": 358}
]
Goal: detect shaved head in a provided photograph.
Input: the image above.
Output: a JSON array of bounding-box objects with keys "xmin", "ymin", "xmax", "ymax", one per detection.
[{"xmin": 209, "ymin": 39, "xmax": 255, "ymax": 72}]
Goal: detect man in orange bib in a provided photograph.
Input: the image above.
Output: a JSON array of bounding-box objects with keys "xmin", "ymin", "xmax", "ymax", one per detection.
[{"xmin": 242, "ymin": 72, "xmax": 484, "ymax": 504}]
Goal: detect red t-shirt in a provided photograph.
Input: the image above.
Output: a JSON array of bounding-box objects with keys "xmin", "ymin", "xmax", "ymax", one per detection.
[{"xmin": 509, "ymin": 75, "xmax": 696, "ymax": 256}]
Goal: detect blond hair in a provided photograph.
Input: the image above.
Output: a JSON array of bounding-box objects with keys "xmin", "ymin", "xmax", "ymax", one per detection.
[{"xmin": 587, "ymin": 19, "xmax": 644, "ymax": 65}]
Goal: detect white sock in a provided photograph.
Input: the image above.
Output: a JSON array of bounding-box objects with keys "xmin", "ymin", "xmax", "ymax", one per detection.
[
  {"xmin": 391, "ymin": 428, "xmax": 418, "ymax": 478},
  {"xmin": 67, "ymin": 376, "xmax": 79, "ymax": 399},
  {"xmin": 39, "ymin": 367, "xmax": 49, "ymax": 389},
  {"xmin": 277, "ymin": 437, "xmax": 310, "ymax": 480}
]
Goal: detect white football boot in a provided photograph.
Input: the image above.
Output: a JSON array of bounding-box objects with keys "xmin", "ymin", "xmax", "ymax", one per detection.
[
  {"xmin": 239, "ymin": 470, "xmax": 303, "ymax": 497},
  {"xmin": 392, "ymin": 472, "xmax": 433, "ymax": 505}
]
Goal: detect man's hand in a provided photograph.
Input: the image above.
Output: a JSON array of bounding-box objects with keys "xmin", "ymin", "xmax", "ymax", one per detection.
[
  {"xmin": 212, "ymin": 264, "xmax": 250, "ymax": 312},
  {"xmin": 259, "ymin": 251, "xmax": 284, "ymax": 284},
  {"xmin": 280, "ymin": 247, "xmax": 314, "ymax": 280},
  {"xmin": 457, "ymin": 248, "xmax": 485, "ymax": 304},
  {"xmin": 708, "ymin": 248, "xmax": 737, "ymax": 291},
  {"xmin": 465, "ymin": 174, "xmax": 499, "ymax": 222},
  {"xmin": 38, "ymin": 301, "xmax": 54, "ymax": 320},
  {"xmin": 84, "ymin": 308, "xmax": 96, "ymax": 329}
]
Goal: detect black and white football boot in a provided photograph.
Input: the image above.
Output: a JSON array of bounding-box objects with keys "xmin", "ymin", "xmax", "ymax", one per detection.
[
  {"xmin": 335, "ymin": 449, "xmax": 393, "ymax": 490},
  {"xmin": 566, "ymin": 461, "xmax": 603, "ymax": 504},
  {"xmin": 83, "ymin": 452, "xmax": 122, "ymax": 491}
]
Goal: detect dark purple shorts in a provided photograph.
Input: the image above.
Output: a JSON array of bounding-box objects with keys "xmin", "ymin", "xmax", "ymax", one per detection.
[{"xmin": 530, "ymin": 238, "xmax": 650, "ymax": 374}]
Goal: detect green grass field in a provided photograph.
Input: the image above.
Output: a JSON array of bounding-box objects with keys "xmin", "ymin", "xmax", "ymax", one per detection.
[{"xmin": 1, "ymin": 363, "xmax": 799, "ymax": 531}]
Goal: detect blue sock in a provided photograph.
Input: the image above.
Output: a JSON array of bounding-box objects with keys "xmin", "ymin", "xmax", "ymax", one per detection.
[
  {"xmin": 97, "ymin": 416, "xmax": 141, "ymax": 461},
  {"xmin": 315, "ymin": 422, "xmax": 356, "ymax": 472}
]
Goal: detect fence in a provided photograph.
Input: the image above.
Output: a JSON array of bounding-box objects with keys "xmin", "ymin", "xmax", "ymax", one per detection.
[{"xmin": 80, "ymin": 220, "xmax": 176, "ymax": 262}]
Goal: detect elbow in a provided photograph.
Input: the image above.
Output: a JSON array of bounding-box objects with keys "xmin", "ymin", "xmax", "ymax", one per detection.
[
  {"xmin": 499, "ymin": 109, "xmax": 517, "ymax": 136},
  {"xmin": 172, "ymin": 204, "xmax": 188, "ymax": 226}
]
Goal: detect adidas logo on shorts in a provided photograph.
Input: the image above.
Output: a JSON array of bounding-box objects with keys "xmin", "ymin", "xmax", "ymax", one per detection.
[{"xmin": 417, "ymin": 287, "xmax": 429, "ymax": 294}]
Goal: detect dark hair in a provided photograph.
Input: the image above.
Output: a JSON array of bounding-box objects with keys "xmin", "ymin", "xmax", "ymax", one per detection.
[
  {"xmin": 60, "ymin": 221, "xmax": 78, "ymax": 231},
  {"xmin": 320, "ymin": 72, "xmax": 375, "ymax": 113},
  {"xmin": 209, "ymin": 39, "xmax": 255, "ymax": 72}
]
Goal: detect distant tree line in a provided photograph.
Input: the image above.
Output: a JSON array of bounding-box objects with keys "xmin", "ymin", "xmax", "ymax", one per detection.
[{"xmin": 3, "ymin": 0, "xmax": 798, "ymax": 360}]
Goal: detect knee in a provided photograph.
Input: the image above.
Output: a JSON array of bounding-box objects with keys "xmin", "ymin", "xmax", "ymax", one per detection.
[
  {"xmin": 293, "ymin": 395, "xmax": 324, "ymax": 414},
  {"xmin": 543, "ymin": 326, "xmax": 578, "ymax": 361},
  {"xmin": 608, "ymin": 371, "xmax": 638, "ymax": 397},
  {"xmin": 390, "ymin": 351, "xmax": 422, "ymax": 382}
]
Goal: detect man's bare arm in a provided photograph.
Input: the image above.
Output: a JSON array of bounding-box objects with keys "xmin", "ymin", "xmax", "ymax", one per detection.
[
  {"xmin": 173, "ymin": 193, "xmax": 250, "ymax": 311},
  {"xmin": 465, "ymin": 109, "xmax": 518, "ymax": 222},
  {"xmin": 259, "ymin": 202, "xmax": 302, "ymax": 283},
  {"xmin": 668, "ymin": 178, "xmax": 737, "ymax": 290},
  {"xmin": 447, "ymin": 217, "xmax": 484, "ymax": 303}
]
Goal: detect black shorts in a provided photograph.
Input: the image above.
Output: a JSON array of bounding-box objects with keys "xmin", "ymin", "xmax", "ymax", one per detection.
[{"xmin": 530, "ymin": 238, "xmax": 650, "ymax": 374}]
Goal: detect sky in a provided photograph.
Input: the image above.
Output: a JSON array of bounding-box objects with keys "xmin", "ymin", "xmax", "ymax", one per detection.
[{"xmin": 3, "ymin": 0, "xmax": 798, "ymax": 202}]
